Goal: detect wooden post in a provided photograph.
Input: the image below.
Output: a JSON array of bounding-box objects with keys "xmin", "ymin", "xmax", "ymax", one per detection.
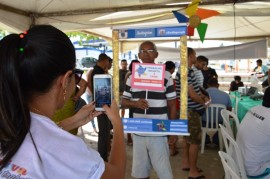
[
  {"xmin": 112, "ymin": 30, "xmax": 120, "ymax": 105},
  {"xmin": 180, "ymin": 35, "xmax": 188, "ymax": 120}
]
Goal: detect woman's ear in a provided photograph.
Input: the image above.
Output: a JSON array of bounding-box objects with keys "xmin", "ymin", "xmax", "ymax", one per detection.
[{"xmin": 61, "ymin": 70, "xmax": 73, "ymax": 89}]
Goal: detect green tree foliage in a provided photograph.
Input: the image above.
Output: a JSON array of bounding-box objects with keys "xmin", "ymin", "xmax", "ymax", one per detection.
[
  {"xmin": 65, "ymin": 31, "xmax": 100, "ymax": 45},
  {"xmin": 0, "ymin": 29, "xmax": 8, "ymax": 40}
]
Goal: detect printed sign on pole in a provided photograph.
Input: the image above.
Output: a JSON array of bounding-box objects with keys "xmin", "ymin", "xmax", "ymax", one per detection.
[{"xmin": 131, "ymin": 63, "xmax": 165, "ymax": 91}]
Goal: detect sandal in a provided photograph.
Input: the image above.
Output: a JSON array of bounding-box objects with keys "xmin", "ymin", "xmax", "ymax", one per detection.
[{"xmin": 182, "ymin": 168, "xmax": 203, "ymax": 172}]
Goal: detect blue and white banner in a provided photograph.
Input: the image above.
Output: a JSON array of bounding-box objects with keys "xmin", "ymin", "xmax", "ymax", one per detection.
[
  {"xmin": 119, "ymin": 26, "xmax": 187, "ymax": 39},
  {"xmin": 122, "ymin": 118, "xmax": 189, "ymax": 136}
]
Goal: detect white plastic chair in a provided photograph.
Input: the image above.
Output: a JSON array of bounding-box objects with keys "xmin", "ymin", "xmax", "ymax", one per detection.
[
  {"xmin": 219, "ymin": 151, "xmax": 241, "ymax": 179},
  {"xmin": 201, "ymin": 104, "xmax": 226, "ymax": 153},
  {"xmin": 229, "ymin": 94, "xmax": 240, "ymax": 116},
  {"xmin": 234, "ymin": 97, "xmax": 239, "ymax": 117},
  {"xmin": 221, "ymin": 109, "xmax": 240, "ymax": 139},
  {"xmin": 229, "ymin": 94, "xmax": 237, "ymax": 114},
  {"xmin": 219, "ymin": 124, "xmax": 248, "ymax": 179}
]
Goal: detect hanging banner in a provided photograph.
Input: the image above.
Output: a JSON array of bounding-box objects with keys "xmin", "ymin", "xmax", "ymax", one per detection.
[
  {"xmin": 119, "ymin": 25, "xmax": 187, "ymax": 39},
  {"xmin": 131, "ymin": 63, "xmax": 165, "ymax": 91}
]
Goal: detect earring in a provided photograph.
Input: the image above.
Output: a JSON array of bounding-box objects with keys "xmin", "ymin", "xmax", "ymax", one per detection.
[{"xmin": 63, "ymin": 88, "xmax": 67, "ymax": 101}]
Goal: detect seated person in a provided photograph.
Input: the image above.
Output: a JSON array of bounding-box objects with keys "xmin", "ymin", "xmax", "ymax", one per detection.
[
  {"xmin": 229, "ymin": 75, "xmax": 244, "ymax": 92},
  {"xmin": 253, "ymin": 59, "xmax": 268, "ymax": 81},
  {"xmin": 202, "ymin": 78, "xmax": 232, "ymax": 145},
  {"xmin": 261, "ymin": 69, "xmax": 270, "ymax": 90},
  {"xmin": 236, "ymin": 87, "xmax": 270, "ymax": 178}
]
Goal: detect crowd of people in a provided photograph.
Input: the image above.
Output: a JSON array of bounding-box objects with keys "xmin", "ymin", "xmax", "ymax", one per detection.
[{"xmin": 0, "ymin": 24, "xmax": 269, "ymax": 179}]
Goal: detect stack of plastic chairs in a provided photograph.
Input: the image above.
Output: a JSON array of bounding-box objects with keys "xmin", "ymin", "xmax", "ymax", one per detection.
[
  {"xmin": 219, "ymin": 124, "xmax": 248, "ymax": 179},
  {"xmin": 221, "ymin": 109, "xmax": 240, "ymax": 139},
  {"xmin": 219, "ymin": 151, "xmax": 241, "ymax": 179}
]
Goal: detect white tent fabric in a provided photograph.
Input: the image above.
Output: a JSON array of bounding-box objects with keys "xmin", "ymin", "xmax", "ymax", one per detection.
[
  {"xmin": 195, "ymin": 38, "xmax": 268, "ymax": 60},
  {"xmin": 155, "ymin": 39, "xmax": 268, "ymax": 62},
  {"xmin": 0, "ymin": 0, "xmax": 269, "ymax": 42},
  {"xmin": 0, "ymin": 0, "xmax": 270, "ymax": 61}
]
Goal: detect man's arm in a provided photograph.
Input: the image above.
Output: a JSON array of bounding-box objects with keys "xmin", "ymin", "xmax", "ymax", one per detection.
[
  {"xmin": 86, "ymin": 69, "xmax": 93, "ymax": 94},
  {"xmin": 167, "ymin": 99, "xmax": 176, "ymax": 119},
  {"xmin": 263, "ymin": 65, "xmax": 269, "ymax": 77},
  {"xmin": 121, "ymin": 74, "xmax": 148, "ymax": 110},
  {"xmin": 73, "ymin": 78, "xmax": 87, "ymax": 101},
  {"xmin": 188, "ymin": 84, "xmax": 207, "ymax": 105}
]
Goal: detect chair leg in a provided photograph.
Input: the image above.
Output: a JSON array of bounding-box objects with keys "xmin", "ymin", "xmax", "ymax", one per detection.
[
  {"xmin": 201, "ymin": 130, "xmax": 206, "ymax": 154},
  {"xmin": 218, "ymin": 129, "xmax": 223, "ymax": 151}
]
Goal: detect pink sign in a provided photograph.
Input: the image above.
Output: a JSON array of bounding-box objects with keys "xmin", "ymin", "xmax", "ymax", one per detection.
[{"xmin": 131, "ymin": 63, "xmax": 165, "ymax": 91}]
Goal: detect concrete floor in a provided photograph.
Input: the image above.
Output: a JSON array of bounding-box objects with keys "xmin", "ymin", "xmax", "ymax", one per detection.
[{"xmin": 79, "ymin": 122, "xmax": 225, "ymax": 179}]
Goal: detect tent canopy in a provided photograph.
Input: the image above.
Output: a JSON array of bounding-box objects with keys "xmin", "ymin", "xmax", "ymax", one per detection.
[
  {"xmin": 155, "ymin": 39, "xmax": 268, "ymax": 62},
  {"xmin": 0, "ymin": 0, "xmax": 270, "ymax": 43}
]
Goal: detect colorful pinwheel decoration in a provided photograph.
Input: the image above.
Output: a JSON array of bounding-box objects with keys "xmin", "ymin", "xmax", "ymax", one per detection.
[{"xmin": 173, "ymin": 0, "xmax": 220, "ymax": 42}]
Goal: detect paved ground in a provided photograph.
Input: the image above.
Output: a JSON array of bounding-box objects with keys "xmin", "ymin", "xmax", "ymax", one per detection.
[{"xmin": 78, "ymin": 121, "xmax": 225, "ymax": 179}]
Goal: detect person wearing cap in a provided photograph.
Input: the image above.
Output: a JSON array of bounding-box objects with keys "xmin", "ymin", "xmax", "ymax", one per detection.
[{"xmin": 237, "ymin": 86, "xmax": 270, "ymax": 178}]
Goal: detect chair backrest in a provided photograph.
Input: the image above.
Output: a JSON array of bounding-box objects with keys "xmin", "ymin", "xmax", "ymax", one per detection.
[
  {"xmin": 219, "ymin": 151, "xmax": 241, "ymax": 179},
  {"xmin": 234, "ymin": 97, "xmax": 239, "ymax": 116},
  {"xmin": 219, "ymin": 124, "xmax": 248, "ymax": 179},
  {"xmin": 221, "ymin": 109, "xmax": 234, "ymax": 138},
  {"xmin": 221, "ymin": 109, "xmax": 240, "ymax": 139},
  {"xmin": 204, "ymin": 104, "xmax": 226, "ymax": 130},
  {"xmin": 229, "ymin": 94, "xmax": 239, "ymax": 116}
]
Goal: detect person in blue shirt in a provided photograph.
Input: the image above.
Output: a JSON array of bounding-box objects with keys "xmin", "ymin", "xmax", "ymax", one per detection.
[
  {"xmin": 202, "ymin": 78, "xmax": 232, "ymax": 145},
  {"xmin": 253, "ymin": 59, "xmax": 268, "ymax": 81}
]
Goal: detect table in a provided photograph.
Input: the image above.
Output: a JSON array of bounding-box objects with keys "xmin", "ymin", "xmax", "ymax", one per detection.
[{"xmin": 230, "ymin": 93, "xmax": 262, "ymax": 122}]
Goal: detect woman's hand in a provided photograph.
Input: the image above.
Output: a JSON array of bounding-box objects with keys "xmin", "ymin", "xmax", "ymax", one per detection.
[
  {"xmin": 102, "ymin": 100, "xmax": 121, "ymax": 126},
  {"xmin": 73, "ymin": 102, "xmax": 102, "ymax": 127}
]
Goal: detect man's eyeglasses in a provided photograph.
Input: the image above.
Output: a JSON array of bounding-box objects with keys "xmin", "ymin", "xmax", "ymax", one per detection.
[
  {"xmin": 139, "ymin": 49, "xmax": 156, "ymax": 54},
  {"xmin": 72, "ymin": 69, "xmax": 84, "ymax": 84}
]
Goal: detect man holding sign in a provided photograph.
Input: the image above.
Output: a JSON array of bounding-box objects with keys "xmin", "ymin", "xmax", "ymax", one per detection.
[{"xmin": 122, "ymin": 41, "xmax": 176, "ymax": 179}]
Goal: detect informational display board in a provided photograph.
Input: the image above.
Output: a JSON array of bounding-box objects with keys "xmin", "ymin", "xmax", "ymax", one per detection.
[
  {"xmin": 122, "ymin": 62, "xmax": 189, "ymax": 136},
  {"xmin": 113, "ymin": 25, "xmax": 189, "ymax": 136},
  {"xmin": 123, "ymin": 118, "xmax": 189, "ymax": 135}
]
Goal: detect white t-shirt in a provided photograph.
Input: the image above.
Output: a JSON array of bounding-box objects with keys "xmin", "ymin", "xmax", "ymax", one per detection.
[
  {"xmin": 236, "ymin": 106, "xmax": 270, "ymax": 177},
  {"xmin": 0, "ymin": 113, "xmax": 105, "ymax": 179}
]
